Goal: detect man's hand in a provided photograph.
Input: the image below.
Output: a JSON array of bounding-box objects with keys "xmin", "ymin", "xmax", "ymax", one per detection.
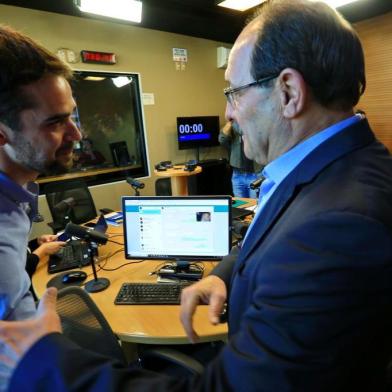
[
  {"xmin": 180, "ymin": 275, "xmax": 227, "ymax": 343},
  {"xmin": 37, "ymin": 234, "xmax": 58, "ymax": 245},
  {"xmin": 33, "ymin": 241, "xmax": 66, "ymax": 259},
  {"xmin": 0, "ymin": 288, "xmax": 62, "ymax": 379}
]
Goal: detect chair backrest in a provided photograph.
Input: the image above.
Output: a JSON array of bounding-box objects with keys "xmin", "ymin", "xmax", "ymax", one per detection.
[
  {"xmin": 56, "ymin": 286, "xmax": 127, "ymax": 365},
  {"xmin": 45, "ymin": 179, "xmax": 97, "ymax": 231},
  {"xmin": 155, "ymin": 178, "xmax": 172, "ymax": 196}
]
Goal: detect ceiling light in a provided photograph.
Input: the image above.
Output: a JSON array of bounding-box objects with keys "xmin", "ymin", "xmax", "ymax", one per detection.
[
  {"xmin": 217, "ymin": 0, "xmax": 265, "ymax": 11},
  {"xmin": 84, "ymin": 76, "xmax": 106, "ymax": 81},
  {"xmin": 75, "ymin": 0, "xmax": 142, "ymax": 23},
  {"xmin": 217, "ymin": 0, "xmax": 361, "ymax": 12},
  {"xmin": 112, "ymin": 76, "xmax": 133, "ymax": 88},
  {"xmin": 320, "ymin": 0, "xmax": 360, "ymax": 7}
]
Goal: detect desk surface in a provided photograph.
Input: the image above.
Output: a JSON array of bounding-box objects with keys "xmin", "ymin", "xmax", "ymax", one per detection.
[
  {"xmin": 32, "ymin": 225, "xmax": 227, "ymax": 345},
  {"xmin": 154, "ymin": 165, "xmax": 202, "ymax": 178},
  {"xmin": 154, "ymin": 165, "xmax": 202, "ymax": 196},
  {"xmin": 36, "ymin": 164, "xmax": 138, "ymax": 184},
  {"xmin": 32, "ymin": 198, "xmax": 256, "ymax": 344}
]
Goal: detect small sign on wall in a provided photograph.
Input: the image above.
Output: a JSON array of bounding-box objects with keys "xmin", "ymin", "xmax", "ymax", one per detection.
[
  {"xmin": 172, "ymin": 48, "xmax": 188, "ymax": 62},
  {"xmin": 142, "ymin": 93, "xmax": 155, "ymax": 105}
]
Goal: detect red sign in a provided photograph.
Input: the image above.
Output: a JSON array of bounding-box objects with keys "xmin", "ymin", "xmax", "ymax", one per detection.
[{"xmin": 81, "ymin": 50, "xmax": 116, "ymax": 64}]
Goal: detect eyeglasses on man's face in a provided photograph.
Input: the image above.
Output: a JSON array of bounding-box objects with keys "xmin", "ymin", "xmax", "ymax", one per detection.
[{"xmin": 223, "ymin": 74, "xmax": 278, "ymax": 108}]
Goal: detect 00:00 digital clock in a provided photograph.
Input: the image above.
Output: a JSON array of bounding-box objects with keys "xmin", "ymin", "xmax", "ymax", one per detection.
[{"xmin": 178, "ymin": 123, "xmax": 204, "ymax": 133}]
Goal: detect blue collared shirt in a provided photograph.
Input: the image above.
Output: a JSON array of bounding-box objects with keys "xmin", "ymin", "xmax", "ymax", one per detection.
[
  {"xmin": 0, "ymin": 172, "xmax": 39, "ymax": 321},
  {"xmin": 243, "ymin": 114, "xmax": 361, "ymax": 245}
]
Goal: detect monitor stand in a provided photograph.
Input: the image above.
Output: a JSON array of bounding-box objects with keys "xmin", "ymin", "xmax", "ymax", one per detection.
[{"xmin": 158, "ymin": 259, "xmax": 203, "ymax": 281}]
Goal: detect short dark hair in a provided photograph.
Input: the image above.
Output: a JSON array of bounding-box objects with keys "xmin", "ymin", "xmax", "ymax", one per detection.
[
  {"xmin": 0, "ymin": 25, "xmax": 73, "ymax": 130},
  {"xmin": 249, "ymin": 0, "xmax": 366, "ymax": 111}
]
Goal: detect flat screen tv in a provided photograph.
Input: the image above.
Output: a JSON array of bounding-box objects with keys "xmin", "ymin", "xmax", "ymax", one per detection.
[{"xmin": 177, "ymin": 116, "xmax": 220, "ymax": 150}]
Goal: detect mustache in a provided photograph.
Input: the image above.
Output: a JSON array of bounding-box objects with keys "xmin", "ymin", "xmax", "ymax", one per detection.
[{"xmin": 232, "ymin": 122, "xmax": 243, "ymax": 136}]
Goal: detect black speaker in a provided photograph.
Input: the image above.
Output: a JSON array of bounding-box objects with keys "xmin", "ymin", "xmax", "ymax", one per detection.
[{"xmin": 109, "ymin": 141, "xmax": 131, "ymax": 167}]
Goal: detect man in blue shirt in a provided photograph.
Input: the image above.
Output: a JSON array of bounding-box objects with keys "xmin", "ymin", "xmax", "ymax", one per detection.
[
  {"xmin": 1, "ymin": 1, "xmax": 392, "ymax": 391},
  {"xmin": 0, "ymin": 26, "xmax": 81, "ymax": 322}
]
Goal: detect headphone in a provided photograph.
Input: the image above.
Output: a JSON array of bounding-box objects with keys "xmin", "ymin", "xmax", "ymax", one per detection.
[
  {"xmin": 155, "ymin": 160, "xmax": 173, "ymax": 171},
  {"xmin": 184, "ymin": 159, "xmax": 198, "ymax": 172}
]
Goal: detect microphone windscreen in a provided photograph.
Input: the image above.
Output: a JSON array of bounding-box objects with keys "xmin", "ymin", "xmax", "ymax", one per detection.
[
  {"xmin": 65, "ymin": 222, "xmax": 108, "ymax": 245},
  {"xmin": 250, "ymin": 176, "xmax": 265, "ymax": 190},
  {"xmin": 126, "ymin": 177, "xmax": 145, "ymax": 189}
]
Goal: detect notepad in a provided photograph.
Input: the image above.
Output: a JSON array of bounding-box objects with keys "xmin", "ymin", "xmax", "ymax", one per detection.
[{"xmin": 105, "ymin": 212, "xmax": 123, "ymax": 226}]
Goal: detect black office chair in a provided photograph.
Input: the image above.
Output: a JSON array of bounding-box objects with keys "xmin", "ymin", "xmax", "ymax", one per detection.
[
  {"xmin": 138, "ymin": 346, "xmax": 204, "ymax": 376},
  {"xmin": 56, "ymin": 286, "xmax": 127, "ymax": 365},
  {"xmin": 155, "ymin": 178, "xmax": 172, "ymax": 196},
  {"xmin": 139, "ymin": 339, "xmax": 227, "ymax": 377},
  {"xmin": 45, "ymin": 179, "xmax": 111, "ymax": 233}
]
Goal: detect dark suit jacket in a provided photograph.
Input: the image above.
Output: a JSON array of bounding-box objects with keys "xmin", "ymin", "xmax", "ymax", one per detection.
[{"xmin": 11, "ymin": 119, "xmax": 392, "ymax": 392}]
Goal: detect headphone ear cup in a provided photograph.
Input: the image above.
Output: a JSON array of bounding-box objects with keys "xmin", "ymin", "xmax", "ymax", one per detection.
[{"xmin": 155, "ymin": 163, "xmax": 167, "ymax": 171}]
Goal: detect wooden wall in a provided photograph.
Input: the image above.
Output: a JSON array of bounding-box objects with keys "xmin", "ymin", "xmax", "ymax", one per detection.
[{"xmin": 355, "ymin": 12, "xmax": 392, "ymax": 151}]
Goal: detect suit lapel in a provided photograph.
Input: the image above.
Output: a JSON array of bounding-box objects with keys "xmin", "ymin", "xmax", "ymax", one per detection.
[{"xmin": 233, "ymin": 119, "xmax": 375, "ymax": 274}]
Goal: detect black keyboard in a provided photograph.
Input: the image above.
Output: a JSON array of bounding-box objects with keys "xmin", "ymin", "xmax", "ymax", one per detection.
[
  {"xmin": 115, "ymin": 282, "xmax": 192, "ymax": 305},
  {"xmin": 48, "ymin": 240, "xmax": 91, "ymax": 274}
]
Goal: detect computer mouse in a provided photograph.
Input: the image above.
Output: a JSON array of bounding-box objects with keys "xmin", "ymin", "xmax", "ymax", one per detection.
[{"xmin": 62, "ymin": 271, "xmax": 87, "ymax": 284}]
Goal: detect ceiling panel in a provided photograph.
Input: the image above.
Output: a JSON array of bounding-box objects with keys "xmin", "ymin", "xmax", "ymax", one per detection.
[{"xmin": 0, "ymin": 0, "xmax": 391, "ymax": 43}]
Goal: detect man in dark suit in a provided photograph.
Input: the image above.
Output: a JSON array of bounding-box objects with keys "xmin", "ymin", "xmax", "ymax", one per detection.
[{"xmin": 1, "ymin": 1, "xmax": 392, "ymax": 391}]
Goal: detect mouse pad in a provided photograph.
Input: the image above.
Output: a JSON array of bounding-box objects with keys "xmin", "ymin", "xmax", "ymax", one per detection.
[
  {"xmin": 232, "ymin": 199, "xmax": 248, "ymax": 208},
  {"xmin": 46, "ymin": 271, "xmax": 86, "ymax": 290}
]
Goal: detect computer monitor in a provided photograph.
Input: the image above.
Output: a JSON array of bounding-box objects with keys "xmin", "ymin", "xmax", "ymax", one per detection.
[{"xmin": 122, "ymin": 196, "xmax": 231, "ymax": 262}]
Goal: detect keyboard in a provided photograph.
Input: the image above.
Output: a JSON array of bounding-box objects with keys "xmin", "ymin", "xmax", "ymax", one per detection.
[
  {"xmin": 48, "ymin": 240, "xmax": 91, "ymax": 274},
  {"xmin": 115, "ymin": 282, "xmax": 192, "ymax": 305}
]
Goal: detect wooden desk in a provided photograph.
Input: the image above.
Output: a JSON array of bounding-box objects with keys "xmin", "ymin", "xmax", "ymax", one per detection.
[
  {"xmin": 154, "ymin": 165, "xmax": 202, "ymax": 196},
  {"xmin": 36, "ymin": 164, "xmax": 139, "ymax": 184},
  {"xmin": 32, "ymin": 224, "xmax": 227, "ymax": 345}
]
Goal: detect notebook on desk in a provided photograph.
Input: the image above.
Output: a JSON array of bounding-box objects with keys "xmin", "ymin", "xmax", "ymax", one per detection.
[{"xmin": 48, "ymin": 214, "xmax": 108, "ymax": 274}]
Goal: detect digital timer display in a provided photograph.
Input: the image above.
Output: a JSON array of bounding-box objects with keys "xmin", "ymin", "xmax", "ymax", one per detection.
[
  {"xmin": 178, "ymin": 123, "xmax": 204, "ymax": 134},
  {"xmin": 177, "ymin": 116, "xmax": 220, "ymax": 150}
]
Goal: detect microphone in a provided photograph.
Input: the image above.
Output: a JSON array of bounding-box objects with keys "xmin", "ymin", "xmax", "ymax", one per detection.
[
  {"xmin": 250, "ymin": 176, "xmax": 265, "ymax": 190},
  {"xmin": 53, "ymin": 197, "xmax": 75, "ymax": 213},
  {"xmin": 126, "ymin": 177, "xmax": 145, "ymax": 189},
  {"xmin": 65, "ymin": 222, "xmax": 108, "ymax": 245},
  {"xmin": 232, "ymin": 220, "xmax": 250, "ymax": 238}
]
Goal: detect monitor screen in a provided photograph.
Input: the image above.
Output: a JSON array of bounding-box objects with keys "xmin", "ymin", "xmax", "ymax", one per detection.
[
  {"xmin": 177, "ymin": 116, "xmax": 220, "ymax": 150},
  {"xmin": 122, "ymin": 196, "xmax": 231, "ymax": 260}
]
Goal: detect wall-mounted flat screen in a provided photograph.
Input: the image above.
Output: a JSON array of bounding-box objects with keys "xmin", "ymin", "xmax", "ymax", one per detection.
[{"xmin": 177, "ymin": 116, "xmax": 220, "ymax": 150}]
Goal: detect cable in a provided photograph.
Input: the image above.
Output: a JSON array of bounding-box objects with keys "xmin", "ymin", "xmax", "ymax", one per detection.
[
  {"xmin": 100, "ymin": 259, "xmax": 145, "ymax": 271},
  {"xmin": 108, "ymin": 233, "xmax": 124, "ymax": 239},
  {"xmin": 107, "ymin": 238, "xmax": 124, "ymax": 245}
]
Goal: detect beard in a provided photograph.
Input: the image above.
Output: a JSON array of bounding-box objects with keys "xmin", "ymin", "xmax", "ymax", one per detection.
[{"xmin": 11, "ymin": 135, "xmax": 74, "ymax": 175}]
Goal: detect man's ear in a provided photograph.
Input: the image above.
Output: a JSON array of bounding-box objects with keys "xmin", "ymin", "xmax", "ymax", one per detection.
[
  {"xmin": 0, "ymin": 122, "xmax": 10, "ymax": 146},
  {"xmin": 277, "ymin": 68, "xmax": 307, "ymax": 119}
]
